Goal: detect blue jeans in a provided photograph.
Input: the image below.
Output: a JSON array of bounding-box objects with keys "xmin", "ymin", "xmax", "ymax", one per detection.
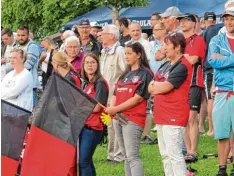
[
  {"xmin": 79, "ymin": 127, "xmax": 103, "ymax": 176},
  {"xmin": 33, "ymin": 88, "xmax": 37, "ymax": 107}
]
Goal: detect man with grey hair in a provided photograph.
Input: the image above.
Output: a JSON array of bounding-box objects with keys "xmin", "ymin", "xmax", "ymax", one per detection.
[
  {"xmin": 160, "ymin": 6, "xmax": 182, "ymax": 33},
  {"xmin": 64, "ymin": 36, "xmax": 83, "ymax": 73},
  {"xmin": 59, "ymin": 30, "xmax": 76, "ymax": 52},
  {"xmin": 100, "ymin": 24, "xmax": 127, "ymax": 163}
]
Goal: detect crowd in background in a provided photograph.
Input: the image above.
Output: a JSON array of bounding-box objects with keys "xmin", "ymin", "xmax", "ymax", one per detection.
[{"xmin": 1, "ymin": 1, "xmax": 234, "ymax": 176}]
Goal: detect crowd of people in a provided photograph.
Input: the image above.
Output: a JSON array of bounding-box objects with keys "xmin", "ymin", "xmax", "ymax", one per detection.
[{"xmin": 1, "ymin": 1, "xmax": 234, "ymax": 176}]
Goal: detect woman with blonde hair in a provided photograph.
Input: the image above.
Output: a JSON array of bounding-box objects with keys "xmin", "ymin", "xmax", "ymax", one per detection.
[
  {"xmin": 1, "ymin": 48, "xmax": 33, "ymax": 111},
  {"xmin": 51, "ymin": 51, "xmax": 81, "ymax": 87}
]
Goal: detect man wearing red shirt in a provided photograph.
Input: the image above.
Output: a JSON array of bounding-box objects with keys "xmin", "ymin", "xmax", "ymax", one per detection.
[{"xmin": 177, "ymin": 13, "xmax": 207, "ymax": 162}]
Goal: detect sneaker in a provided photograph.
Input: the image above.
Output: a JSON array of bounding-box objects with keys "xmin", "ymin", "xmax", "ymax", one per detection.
[
  {"xmin": 140, "ymin": 135, "xmax": 153, "ymax": 144},
  {"xmin": 151, "ymin": 126, "xmax": 157, "ymax": 132},
  {"xmin": 216, "ymin": 171, "xmax": 227, "ymax": 176}
]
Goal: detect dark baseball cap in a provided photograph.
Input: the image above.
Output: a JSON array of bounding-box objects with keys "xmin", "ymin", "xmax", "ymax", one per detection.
[
  {"xmin": 78, "ymin": 19, "xmax": 90, "ymax": 26},
  {"xmin": 204, "ymin": 12, "xmax": 216, "ymax": 21},
  {"xmin": 177, "ymin": 13, "xmax": 196, "ymax": 22}
]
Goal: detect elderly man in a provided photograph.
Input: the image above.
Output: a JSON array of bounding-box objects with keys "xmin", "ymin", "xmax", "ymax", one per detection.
[
  {"xmin": 160, "ymin": 6, "xmax": 182, "ymax": 33},
  {"xmin": 64, "ymin": 36, "xmax": 83, "ymax": 74},
  {"xmin": 59, "ymin": 30, "xmax": 75, "ymax": 52},
  {"xmin": 1, "ymin": 28, "xmax": 16, "ymax": 80},
  {"xmin": 100, "ymin": 24, "xmax": 126, "ymax": 163},
  {"xmin": 77, "ymin": 19, "xmax": 100, "ymax": 56},
  {"xmin": 208, "ymin": 8, "xmax": 234, "ymax": 176},
  {"xmin": 127, "ymin": 22, "xmax": 152, "ymax": 59}
]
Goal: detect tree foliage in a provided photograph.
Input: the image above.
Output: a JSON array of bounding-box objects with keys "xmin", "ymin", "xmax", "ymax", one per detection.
[{"xmin": 1, "ymin": 0, "xmax": 147, "ymax": 40}]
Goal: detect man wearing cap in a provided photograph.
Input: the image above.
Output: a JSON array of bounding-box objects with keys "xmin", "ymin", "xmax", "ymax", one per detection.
[
  {"xmin": 177, "ymin": 13, "xmax": 207, "ymax": 163},
  {"xmin": 90, "ymin": 21, "xmax": 102, "ymax": 39},
  {"xmin": 204, "ymin": 12, "xmax": 217, "ymax": 29},
  {"xmin": 77, "ymin": 19, "xmax": 100, "ymax": 56},
  {"xmin": 160, "ymin": 6, "xmax": 182, "ymax": 34},
  {"xmin": 207, "ymin": 8, "xmax": 234, "ymax": 176}
]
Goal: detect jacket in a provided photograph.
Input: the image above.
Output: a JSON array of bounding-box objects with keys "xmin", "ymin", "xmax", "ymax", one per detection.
[{"xmin": 207, "ymin": 32, "xmax": 234, "ymax": 91}]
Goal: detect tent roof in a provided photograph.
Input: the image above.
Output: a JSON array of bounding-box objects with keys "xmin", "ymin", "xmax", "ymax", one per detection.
[{"xmin": 63, "ymin": 0, "xmax": 226, "ymax": 29}]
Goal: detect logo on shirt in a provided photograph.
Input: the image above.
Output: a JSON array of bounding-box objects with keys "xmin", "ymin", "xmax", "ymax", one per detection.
[
  {"xmin": 132, "ymin": 76, "xmax": 140, "ymax": 83},
  {"xmin": 86, "ymin": 87, "xmax": 92, "ymax": 94}
]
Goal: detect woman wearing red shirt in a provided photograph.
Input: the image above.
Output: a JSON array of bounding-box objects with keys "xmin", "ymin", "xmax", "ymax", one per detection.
[
  {"xmin": 106, "ymin": 42, "xmax": 153, "ymax": 176},
  {"xmin": 79, "ymin": 53, "xmax": 109, "ymax": 176},
  {"xmin": 148, "ymin": 32, "xmax": 192, "ymax": 176}
]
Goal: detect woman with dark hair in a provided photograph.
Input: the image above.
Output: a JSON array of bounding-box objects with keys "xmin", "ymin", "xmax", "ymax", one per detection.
[
  {"xmin": 148, "ymin": 32, "xmax": 192, "ymax": 176},
  {"xmin": 105, "ymin": 42, "xmax": 153, "ymax": 176},
  {"xmin": 79, "ymin": 53, "xmax": 109, "ymax": 176}
]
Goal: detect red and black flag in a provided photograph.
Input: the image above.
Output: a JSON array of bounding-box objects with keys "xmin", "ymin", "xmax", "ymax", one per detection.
[
  {"xmin": 21, "ymin": 72, "xmax": 97, "ymax": 176},
  {"xmin": 1, "ymin": 100, "xmax": 31, "ymax": 176}
]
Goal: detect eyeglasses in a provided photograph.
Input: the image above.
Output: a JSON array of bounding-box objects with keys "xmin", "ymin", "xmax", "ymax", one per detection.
[{"xmin": 84, "ymin": 61, "xmax": 97, "ymax": 65}]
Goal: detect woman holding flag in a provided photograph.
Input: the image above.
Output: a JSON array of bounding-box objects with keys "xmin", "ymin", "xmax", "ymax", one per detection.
[{"xmin": 79, "ymin": 53, "xmax": 109, "ymax": 176}]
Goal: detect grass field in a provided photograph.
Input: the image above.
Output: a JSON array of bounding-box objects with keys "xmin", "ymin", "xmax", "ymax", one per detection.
[{"xmin": 93, "ymin": 124, "xmax": 233, "ymax": 176}]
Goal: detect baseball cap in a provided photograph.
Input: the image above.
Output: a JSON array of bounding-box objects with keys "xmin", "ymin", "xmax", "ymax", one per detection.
[
  {"xmin": 90, "ymin": 21, "xmax": 102, "ymax": 29},
  {"xmin": 160, "ymin": 6, "xmax": 182, "ymax": 18},
  {"xmin": 78, "ymin": 19, "xmax": 90, "ymax": 26},
  {"xmin": 177, "ymin": 13, "xmax": 196, "ymax": 22},
  {"xmin": 222, "ymin": 8, "xmax": 234, "ymax": 18},
  {"xmin": 204, "ymin": 12, "xmax": 216, "ymax": 21}
]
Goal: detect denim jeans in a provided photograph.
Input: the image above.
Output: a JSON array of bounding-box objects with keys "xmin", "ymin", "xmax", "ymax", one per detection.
[
  {"xmin": 114, "ymin": 120, "xmax": 144, "ymax": 176},
  {"xmin": 33, "ymin": 88, "xmax": 37, "ymax": 107},
  {"xmin": 157, "ymin": 125, "xmax": 187, "ymax": 176},
  {"xmin": 79, "ymin": 127, "xmax": 103, "ymax": 176}
]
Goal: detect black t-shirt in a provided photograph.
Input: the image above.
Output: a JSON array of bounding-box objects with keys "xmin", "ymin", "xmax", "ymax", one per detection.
[
  {"xmin": 117, "ymin": 68, "xmax": 153, "ymax": 99},
  {"xmin": 119, "ymin": 34, "xmax": 131, "ymax": 47},
  {"xmin": 202, "ymin": 23, "xmax": 224, "ymax": 73},
  {"xmin": 156, "ymin": 59, "xmax": 188, "ymax": 89}
]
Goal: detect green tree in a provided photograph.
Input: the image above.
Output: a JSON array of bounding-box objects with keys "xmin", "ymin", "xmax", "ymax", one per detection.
[{"xmin": 2, "ymin": 0, "xmax": 43, "ymax": 38}]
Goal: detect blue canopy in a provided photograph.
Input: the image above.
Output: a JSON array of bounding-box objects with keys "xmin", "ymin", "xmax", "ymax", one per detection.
[{"xmin": 63, "ymin": 0, "xmax": 226, "ymax": 29}]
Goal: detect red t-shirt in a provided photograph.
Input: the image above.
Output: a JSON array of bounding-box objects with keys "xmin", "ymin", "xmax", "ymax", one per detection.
[
  {"xmin": 83, "ymin": 78, "xmax": 109, "ymax": 130},
  {"xmin": 114, "ymin": 68, "xmax": 153, "ymax": 128},
  {"xmin": 154, "ymin": 57, "xmax": 192, "ymax": 127},
  {"xmin": 185, "ymin": 34, "xmax": 206, "ymax": 88},
  {"xmin": 227, "ymin": 37, "xmax": 234, "ymax": 53}
]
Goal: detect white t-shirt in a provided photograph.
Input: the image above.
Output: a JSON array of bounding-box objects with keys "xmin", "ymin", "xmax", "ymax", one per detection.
[
  {"xmin": 1, "ymin": 68, "xmax": 33, "ymax": 111},
  {"xmin": 41, "ymin": 52, "xmax": 50, "ymax": 73}
]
